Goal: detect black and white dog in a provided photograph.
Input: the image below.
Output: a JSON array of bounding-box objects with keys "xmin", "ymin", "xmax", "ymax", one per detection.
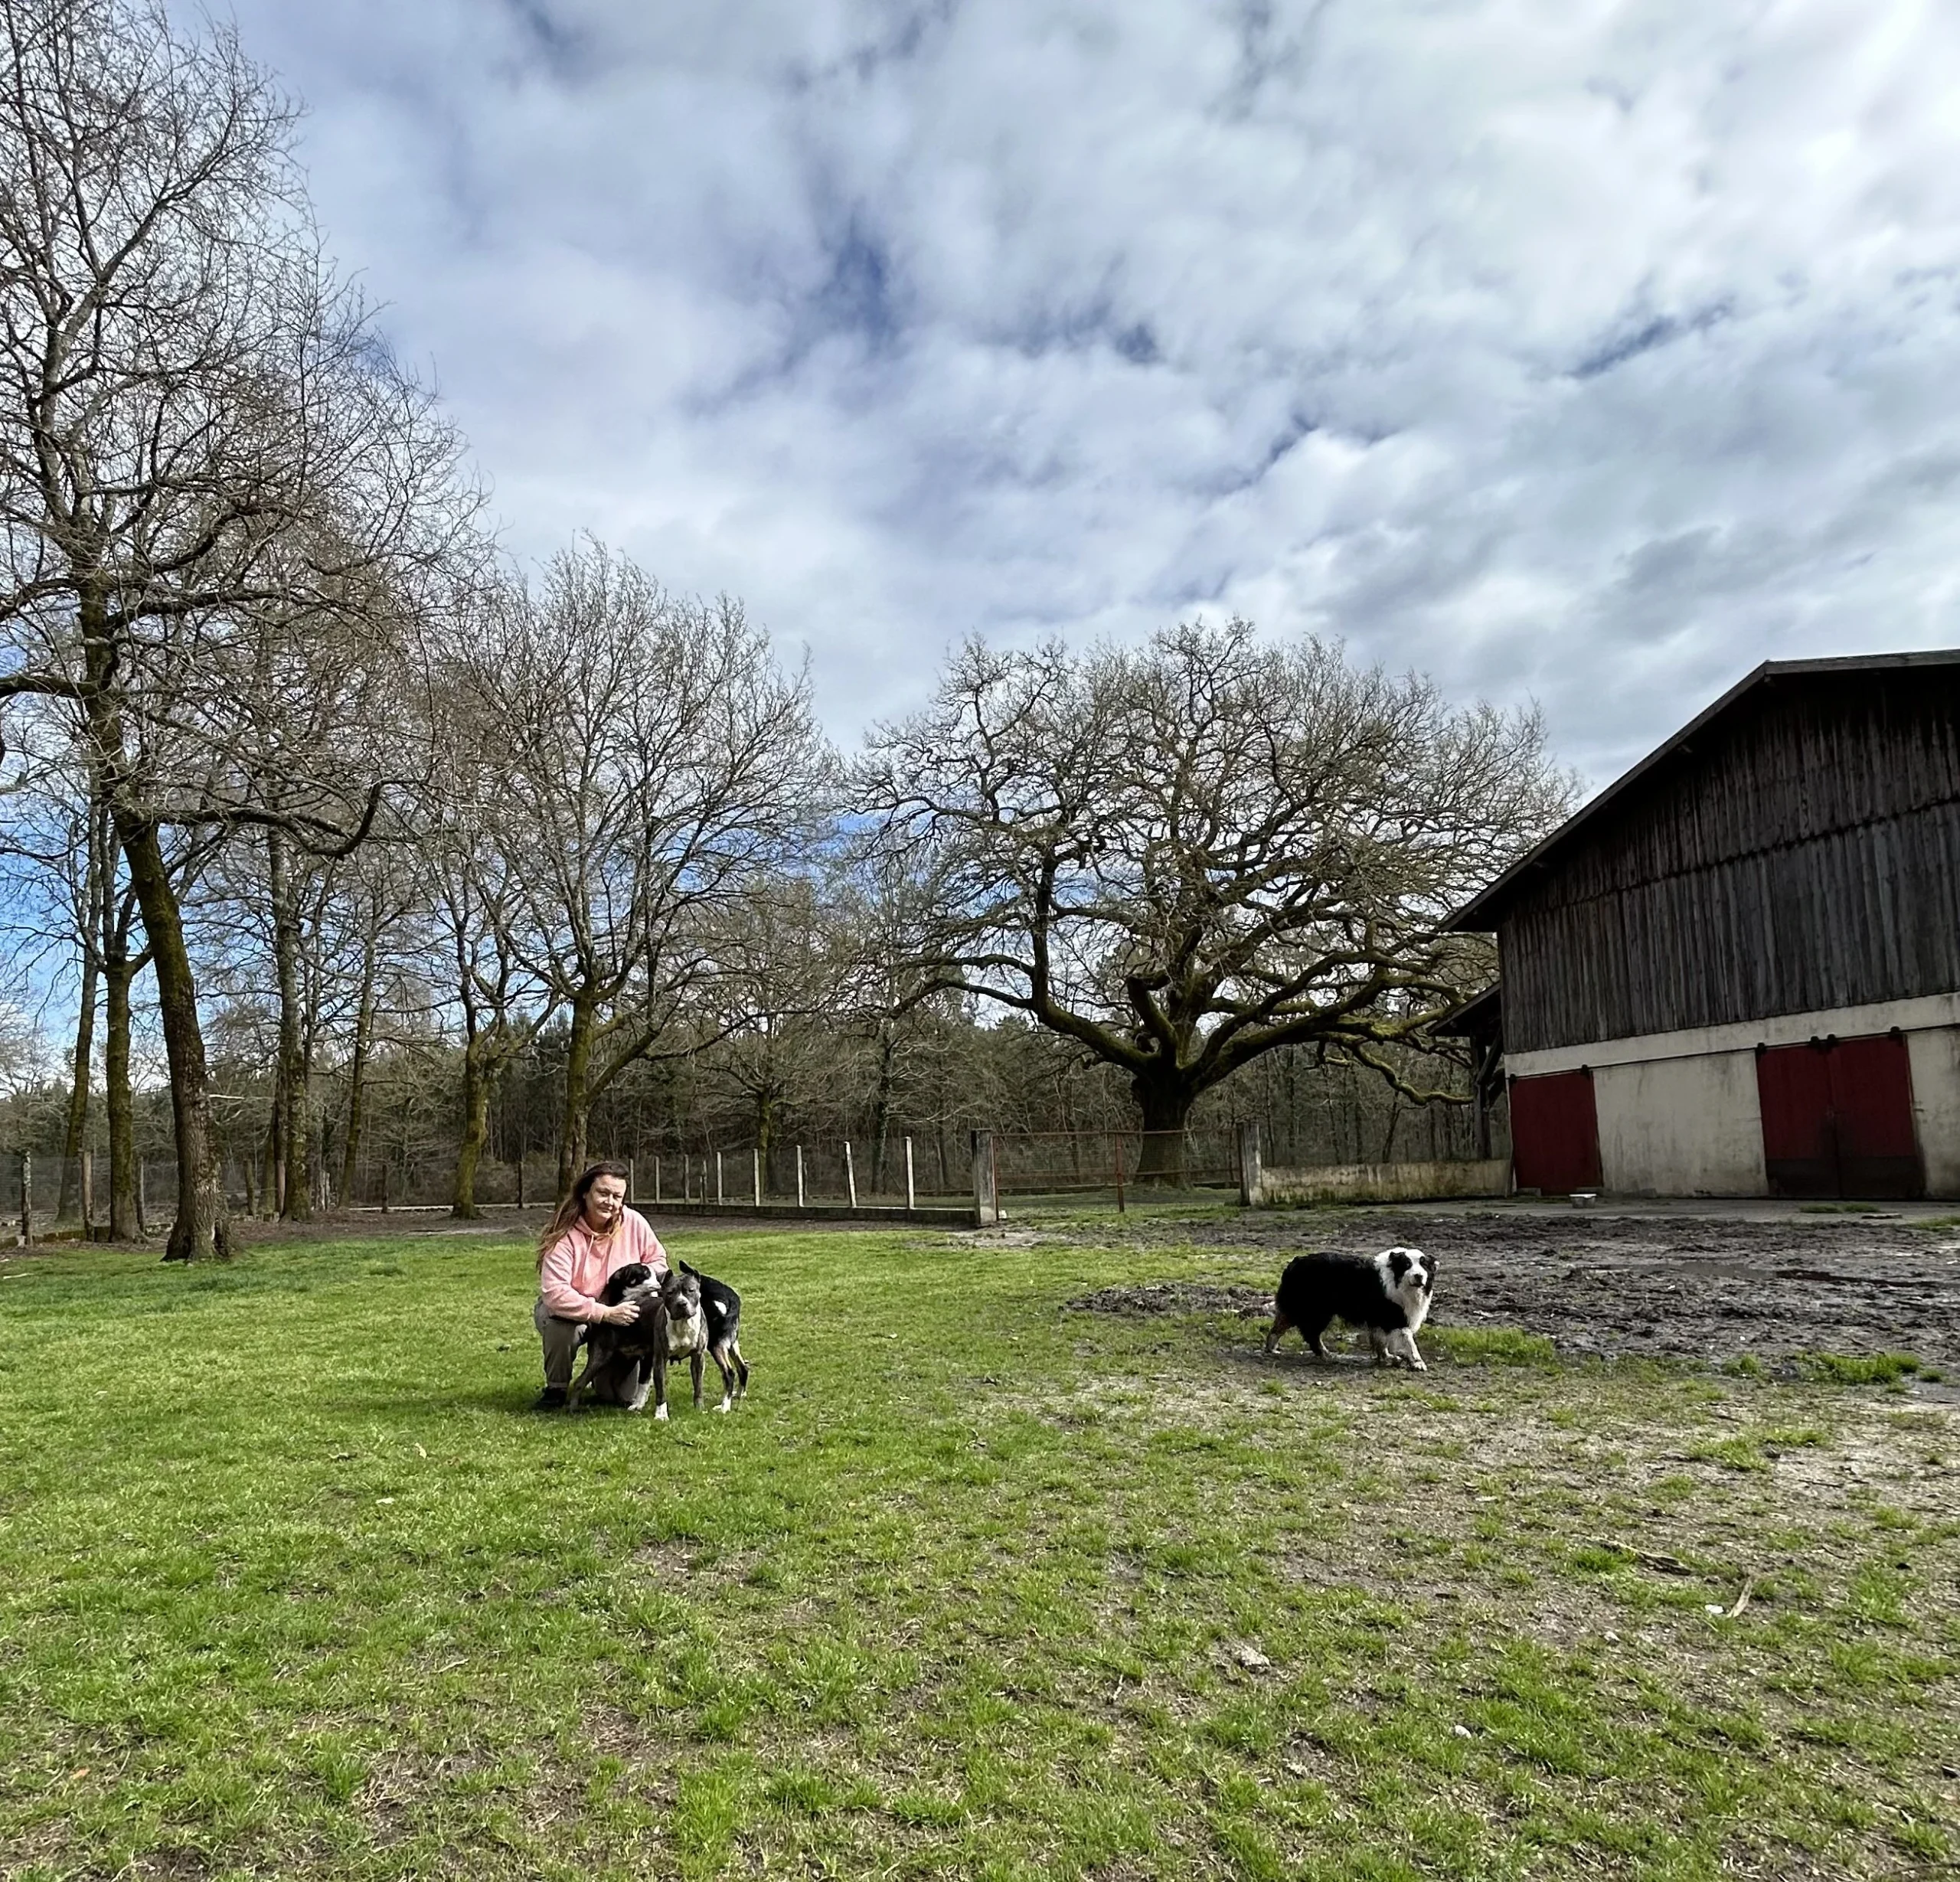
[
  {"xmin": 570, "ymin": 1261, "xmax": 748, "ymax": 1416},
  {"xmin": 678, "ymin": 1259, "xmax": 748, "ymax": 1413},
  {"xmin": 1264, "ymin": 1248, "xmax": 1436, "ymax": 1372}
]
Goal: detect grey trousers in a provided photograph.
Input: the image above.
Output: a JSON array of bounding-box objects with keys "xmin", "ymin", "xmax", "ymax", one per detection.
[{"xmin": 534, "ymin": 1299, "xmax": 635, "ymax": 1403}]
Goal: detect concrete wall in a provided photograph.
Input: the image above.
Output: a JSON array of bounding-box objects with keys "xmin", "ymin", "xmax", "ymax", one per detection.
[
  {"xmin": 1592, "ymin": 1050, "xmax": 1767, "ymax": 1196},
  {"xmin": 1257, "ymin": 1159, "xmax": 1511, "ymax": 1205},
  {"xmin": 1908, "ymin": 1027, "xmax": 1960, "ymax": 1196}
]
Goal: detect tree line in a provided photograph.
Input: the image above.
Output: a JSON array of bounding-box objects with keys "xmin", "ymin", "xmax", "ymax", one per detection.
[{"xmin": 0, "ymin": 0, "xmax": 1570, "ymax": 1257}]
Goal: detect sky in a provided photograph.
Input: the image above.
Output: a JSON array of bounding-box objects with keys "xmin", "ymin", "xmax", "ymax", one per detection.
[{"xmin": 204, "ymin": 0, "xmax": 1960, "ymax": 786}]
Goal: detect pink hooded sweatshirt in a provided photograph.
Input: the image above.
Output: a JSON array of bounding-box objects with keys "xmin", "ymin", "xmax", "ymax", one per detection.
[{"xmin": 538, "ymin": 1207, "xmax": 668, "ymax": 1323}]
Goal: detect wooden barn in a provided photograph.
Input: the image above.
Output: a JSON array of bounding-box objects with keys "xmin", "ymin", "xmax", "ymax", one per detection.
[{"xmin": 1446, "ymin": 652, "xmax": 1960, "ymax": 1199}]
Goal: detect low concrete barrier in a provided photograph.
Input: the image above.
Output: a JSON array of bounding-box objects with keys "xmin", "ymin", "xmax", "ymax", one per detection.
[{"xmin": 1256, "ymin": 1158, "xmax": 1511, "ymax": 1205}]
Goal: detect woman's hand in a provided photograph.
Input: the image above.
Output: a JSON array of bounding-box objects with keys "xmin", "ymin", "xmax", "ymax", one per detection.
[{"xmin": 599, "ymin": 1301, "xmax": 641, "ymax": 1327}]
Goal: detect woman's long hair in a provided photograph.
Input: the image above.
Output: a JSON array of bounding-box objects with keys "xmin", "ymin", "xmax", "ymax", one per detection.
[{"xmin": 536, "ymin": 1160, "xmax": 632, "ymax": 1269}]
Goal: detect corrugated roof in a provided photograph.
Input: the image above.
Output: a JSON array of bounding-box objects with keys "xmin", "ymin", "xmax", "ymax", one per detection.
[{"xmin": 1444, "ymin": 649, "xmax": 1960, "ymax": 933}]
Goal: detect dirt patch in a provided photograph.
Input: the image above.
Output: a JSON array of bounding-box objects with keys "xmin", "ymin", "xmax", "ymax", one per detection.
[
  {"xmin": 1058, "ymin": 1210, "xmax": 1960, "ymax": 1374},
  {"xmin": 1067, "ymin": 1281, "xmax": 1272, "ymax": 1319}
]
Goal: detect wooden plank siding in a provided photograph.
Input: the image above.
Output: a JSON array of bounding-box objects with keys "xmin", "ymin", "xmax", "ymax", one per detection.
[{"xmin": 1499, "ymin": 670, "xmax": 1960, "ymax": 1054}]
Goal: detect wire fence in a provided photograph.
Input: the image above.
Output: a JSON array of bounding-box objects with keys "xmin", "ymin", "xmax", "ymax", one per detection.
[
  {"xmin": 987, "ymin": 1127, "xmax": 1245, "ymax": 1211},
  {"xmin": 6, "ymin": 1119, "xmax": 1504, "ymax": 1238},
  {"xmin": 0, "ymin": 1151, "xmax": 162, "ymax": 1241}
]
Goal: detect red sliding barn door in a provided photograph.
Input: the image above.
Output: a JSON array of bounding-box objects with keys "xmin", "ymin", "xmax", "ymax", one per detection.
[
  {"xmin": 1510, "ymin": 1068, "xmax": 1602, "ymax": 1194},
  {"xmin": 1756, "ymin": 1033, "xmax": 1922, "ymax": 1200}
]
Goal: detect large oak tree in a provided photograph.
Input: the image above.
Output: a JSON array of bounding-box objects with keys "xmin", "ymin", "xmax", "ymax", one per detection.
[{"xmin": 858, "ymin": 620, "xmax": 1573, "ymax": 1178}]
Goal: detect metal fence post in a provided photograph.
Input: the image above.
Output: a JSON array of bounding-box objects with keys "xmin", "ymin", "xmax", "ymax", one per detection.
[
  {"xmin": 80, "ymin": 1150, "xmax": 94, "ymax": 1232},
  {"xmin": 627, "ymin": 1156, "xmax": 637, "ymax": 1204},
  {"xmin": 844, "ymin": 1140, "xmax": 858, "ymax": 1208},
  {"xmin": 795, "ymin": 1144, "xmax": 805, "ymax": 1208},
  {"xmin": 715, "ymin": 1151, "xmax": 724, "ymax": 1205},
  {"xmin": 752, "ymin": 1147, "xmax": 762, "ymax": 1207},
  {"xmin": 904, "ymin": 1136, "xmax": 916, "ymax": 1210},
  {"xmin": 18, "ymin": 1153, "xmax": 31, "ymax": 1246}
]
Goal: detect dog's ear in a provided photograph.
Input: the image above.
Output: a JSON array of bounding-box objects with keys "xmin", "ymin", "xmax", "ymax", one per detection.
[
  {"xmin": 679, "ymin": 1259, "xmax": 698, "ymax": 1278},
  {"xmin": 1388, "ymin": 1250, "xmax": 1411, "ymax": 1280}
]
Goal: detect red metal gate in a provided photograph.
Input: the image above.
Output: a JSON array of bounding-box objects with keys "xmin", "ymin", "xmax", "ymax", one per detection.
[
  {"xmin": 1510, "ymin": 1068, "xmax": 1602, "ymax": 1194},
  {"xmin": 1756, "ymin": 1033, "xmax": 1923, "ymax": 1199}
]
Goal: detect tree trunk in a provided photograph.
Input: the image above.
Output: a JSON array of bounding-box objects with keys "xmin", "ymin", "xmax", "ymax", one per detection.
[
  {"xmin": 867, "ymin": 1031, "xmax": 894, "ymax": 1191},
  {"xmin": 56, "ymin": 946, "xmax": 98, "ymax": 1221},
  {"xmin": 755, "ymin": 1090, "xmax": 778, "ymax": 1194},
  {"xmin": 1378, "ymin": 1095, "xmax": 1402, "ymax": 1165},
  {"xmin": 341, "ymin": 925, "xmax": 380, "ymax": 1204},
  {"xmin": 1131, "ymin": 1075, "xmax": 1196, "ymax": 1184},
  {"xmin": 96, "ymin": 816, "xmax": 145, "ymax": 1240},
  {"xmin": 102, "ymin": 935, "xmax": 142, "ymax": 1241},
  {"xmin": 261, "ymin": 1109, "xmax": 281, "ymax": 1216},
  {"xmin": 452, "ymin": 1027, "xmax": 492, "ymax": 1217},
  {"xmin": 118, "ymin": 814, "xmax": 229, "ymax": 1262},
  {"xmin": 557, "ymin": 995, "xmax": 596, "ymax": 1194},
  {"xmin": 269, "ymin": 834, "xmax": 311, "ymax": 1221},
  {"xmin": 57, "ymin": 807, "xmax": 104, "ymax": 1220}
]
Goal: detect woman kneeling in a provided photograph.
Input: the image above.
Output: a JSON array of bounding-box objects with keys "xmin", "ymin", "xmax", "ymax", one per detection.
[{"xmin": 533, "ymin": 1160, "xmax": 669, "ymax": 1410}]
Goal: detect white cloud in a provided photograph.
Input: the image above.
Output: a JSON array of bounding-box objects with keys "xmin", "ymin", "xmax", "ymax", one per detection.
[{"xmin": 207, "ymin": 0, "xmax": 1960, "ymax": 783}]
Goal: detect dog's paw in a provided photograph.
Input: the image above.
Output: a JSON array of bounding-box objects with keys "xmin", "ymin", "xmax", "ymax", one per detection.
[
  {"xmin": 714, "ymin": 1400, "xmax": 730, "ymax": 1413},
  {"xmin": 655, "ymin": 1403, "xmax": 669, "ymax": 1421}
]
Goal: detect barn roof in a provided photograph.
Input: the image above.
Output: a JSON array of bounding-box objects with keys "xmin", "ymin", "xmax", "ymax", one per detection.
[{"xmin": 1445, "ymin": 649, "xmax": 1960, "ymax": 934}]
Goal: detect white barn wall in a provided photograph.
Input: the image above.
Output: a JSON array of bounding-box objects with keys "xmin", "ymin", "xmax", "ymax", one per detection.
[
  {"xmin": 1592, "ymin": 1051, "xmax": 1768, "ymax": 1196},
  {"xmin": 1907, "ymin": 1027, "xmax": 1960, "ymax": 1197}
]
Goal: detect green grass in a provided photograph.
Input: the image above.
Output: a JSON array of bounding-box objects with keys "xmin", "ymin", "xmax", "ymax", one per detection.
[
  {"xmin": 1, "ymin": 1226, "xmax": 1955, "ymax": 1880},
  {"xmin": 1792, "ymin": 1352, "xmax": 1937, "ymax": 1387}
]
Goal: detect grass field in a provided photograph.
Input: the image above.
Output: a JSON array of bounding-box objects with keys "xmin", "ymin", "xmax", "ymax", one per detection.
[{"xmin": 0, "ymin": 1221, "xmax": 1955, "ymax": 1880}]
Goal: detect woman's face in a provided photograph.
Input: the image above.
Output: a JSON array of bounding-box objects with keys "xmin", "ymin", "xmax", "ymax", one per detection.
[{"xmin": 583, "ymin": 1174, "xmax": 627, "ymax": 1230}]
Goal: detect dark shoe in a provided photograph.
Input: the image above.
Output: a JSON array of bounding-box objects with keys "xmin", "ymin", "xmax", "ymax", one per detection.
[{"xmin": 531, "ymin": 1386, "xmax": 568, "ymax": 1412}]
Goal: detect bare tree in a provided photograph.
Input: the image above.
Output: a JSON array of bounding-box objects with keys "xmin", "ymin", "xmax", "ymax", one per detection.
[
  {"xmin": 0, "ymin": 750, "xmax": 169, "ymax": 1235},
  {"xmin": 0, "ymin": 0, "xmax": 476, "ymax": 1256},
  {"xmin": 333, "ymin": 848, "xmax": 419, "ymax": 1207},
  {"xmin": 425, "ymin": 763, "xmax": 553, "ymax": 1216},
  {"xmin": 703, "ymin": 875, "xmax": 857, "ymax": 1186},
  {"xmin": 455, "ymin": 546, "xmax": 832, "ymax": 1193},
  {"xmin": 859, "ymin": 621, "xmax": 1573, "ymax": 1178}
]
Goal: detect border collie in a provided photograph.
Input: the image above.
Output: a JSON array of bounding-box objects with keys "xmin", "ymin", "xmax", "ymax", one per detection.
[
  {"xmin": 1264, "ymin": 1248, "xmax": 1436, "ymax": 1372},
  {"xmin": 678, "ymin": 1259, "xmax": 749, "ymax": 1412}
]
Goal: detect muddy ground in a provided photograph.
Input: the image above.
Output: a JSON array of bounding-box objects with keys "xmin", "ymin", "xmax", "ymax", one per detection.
[{"xmin": 1056, "ymin": 1206, "xmax": 1960, "ymax": 1378}]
